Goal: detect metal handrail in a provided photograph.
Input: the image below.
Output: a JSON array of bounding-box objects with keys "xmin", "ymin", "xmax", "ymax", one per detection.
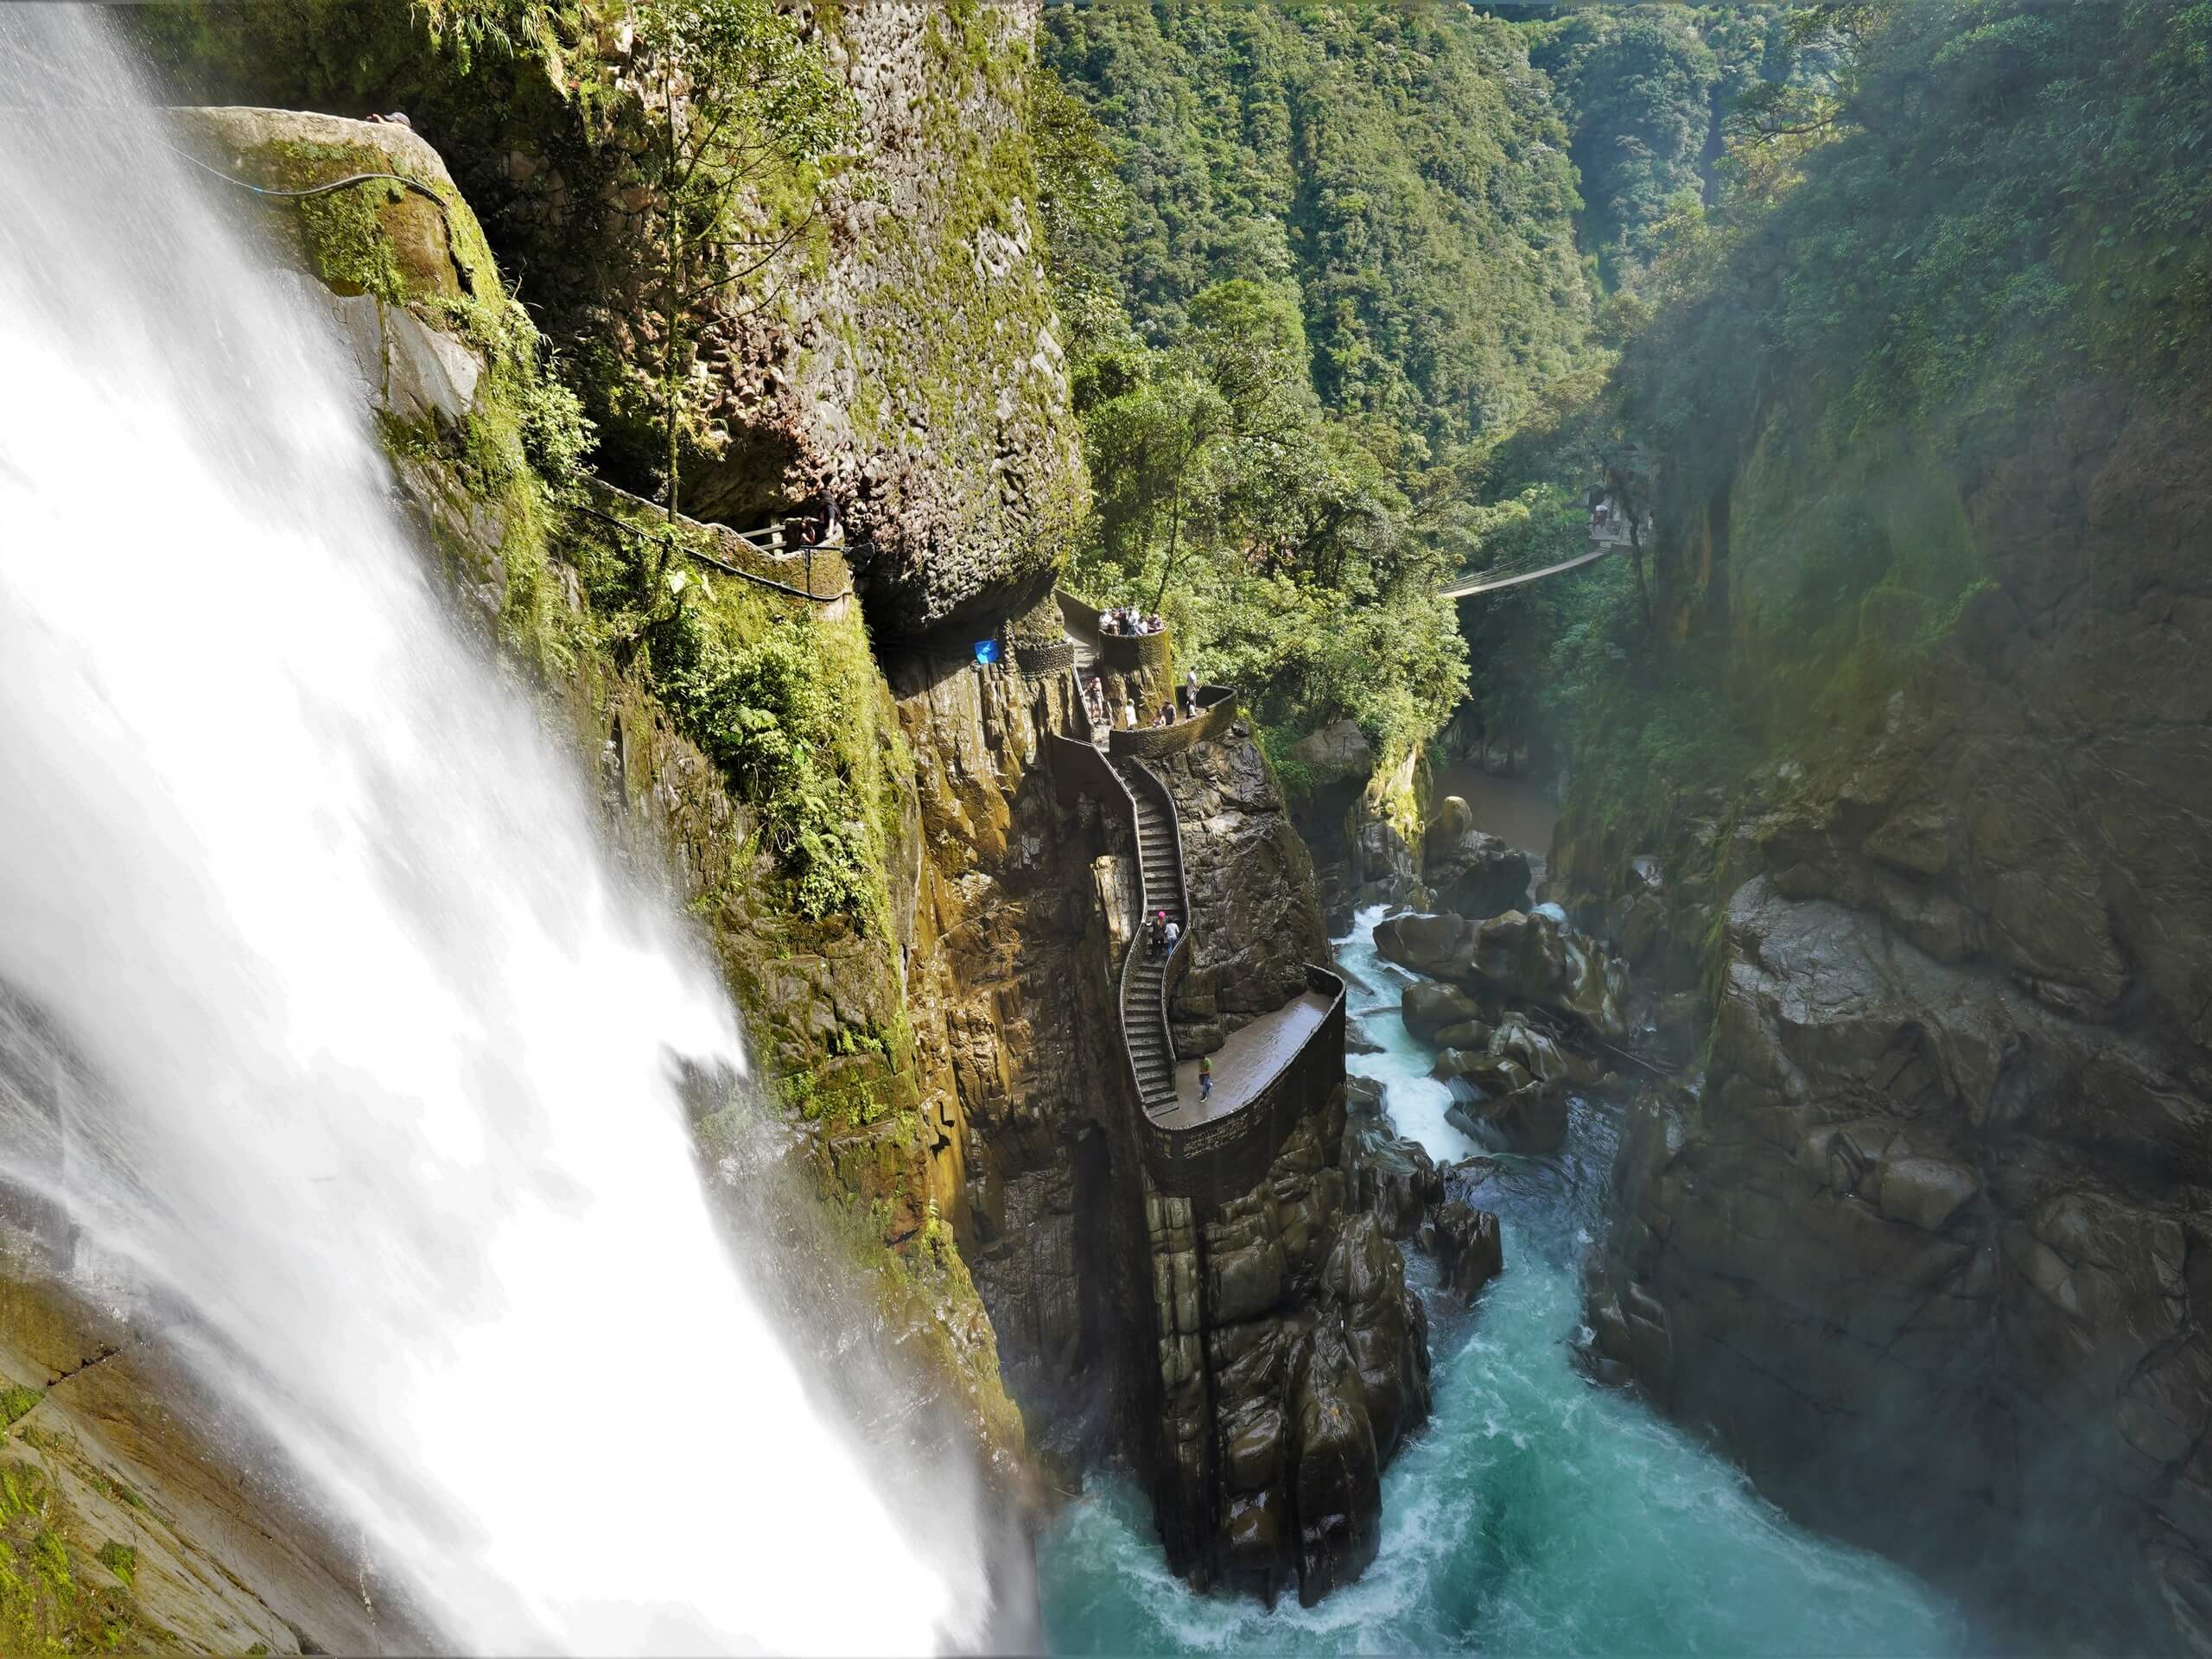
[
  {"xmin": 580, "ymin": 478, "xmax": 859, "ymax": 602},
  {"xmin": 1102, "ymin": 760, "xmax": 1166, "ymax": 1110},
  {"xmin": 1114, "ymin": 754, "xmax": 1195, "ymax": 1114}
]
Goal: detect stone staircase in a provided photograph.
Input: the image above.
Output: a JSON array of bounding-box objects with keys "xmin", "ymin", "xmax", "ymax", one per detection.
[
  {"xmin": 1117, "ymin": 755, "xmax": 1185, "ymax": 1113},
  {"xmin": 1070, "ymin": 636, "xmax": 1105, "ymax": 746}
]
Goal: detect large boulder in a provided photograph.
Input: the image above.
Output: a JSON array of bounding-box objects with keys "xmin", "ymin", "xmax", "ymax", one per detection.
[
  {"xmin": 1373, "ymin": 912, "xmax": 1469, "ymax": 979},
  {"xmin": 1290, "ymin": 1324, "xmax": 1382, "ymax": 1607},
  {"xmin": 1400, "ymin": 979, "xmax": 1482, "ymax": 1040},
  {"xmin": 1441, "ymin": 1014, "xmax": 1573, "ymax": 1152},
  {"xmin": 1350, "ymin": 818, "xmax": 1423, "ymax": 909},
  {"xmin": 1422, "ymin": 800, "xmax": 1534, "ymax": 919},
  {"xmin": 1376, "ymin": 906, "xmax": 1629, "ymax": 1039},
  {"xmin": 1288, "ymin": 718, "xmax": 1374, "ymax": 789},
  {"xmin": 1342, "ymin": 1121, "xmax": 1442, "ymax": 1240},
  {"xmin": 1432, "ymin": 1199, "xmax": 1503, "ymax": 1306},
  {"xmin": 1322, "ymin": 1213, "xmax": 1430, "ymax": 1461}
]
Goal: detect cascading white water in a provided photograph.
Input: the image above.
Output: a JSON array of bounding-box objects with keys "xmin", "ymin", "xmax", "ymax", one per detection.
[{"xmin": 0, "ymin": 12, "xmax": 980, "ymax": 1652}]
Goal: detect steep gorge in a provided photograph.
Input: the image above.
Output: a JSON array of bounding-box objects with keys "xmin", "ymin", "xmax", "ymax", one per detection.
[
  {"xmin": 0, "ymin": 1, "xmax": 1446, "ymax": 1643},
  {"xmin": 1516, "ymin": 6, "xmax": 2212, "ymax": 1642},
  {"xmin": 1570, "ymin": 378, "xmax": 2212, "ymax": 1654},
  {"xmin": 8, "ymin": 0, "xmax": 2211, "ymax": 1651}
]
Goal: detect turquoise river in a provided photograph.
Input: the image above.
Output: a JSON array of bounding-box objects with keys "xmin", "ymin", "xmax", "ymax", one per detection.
[{"xmin": 1035, "ymin": 908, "xmax": 1969, "ymax": 1656}]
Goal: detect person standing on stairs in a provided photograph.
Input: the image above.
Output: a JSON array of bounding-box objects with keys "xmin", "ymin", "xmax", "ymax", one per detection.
[
  {"xmin": 1198, "ymin": 1053, "xmax": 1212, "ymax": 1103},
  {"xmin": 1121, "ymin": 695, "xmax": 1137, "ymax": 731}
]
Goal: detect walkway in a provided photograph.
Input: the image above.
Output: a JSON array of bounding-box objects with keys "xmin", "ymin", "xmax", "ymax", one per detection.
[
  {"xmin": 1158, "ymin": 989, "xmax": 1333, "ymax": 1130},
  {"xmin": 1117, "ymin": 755, "xmax": 1184, "ymax": 1111}
]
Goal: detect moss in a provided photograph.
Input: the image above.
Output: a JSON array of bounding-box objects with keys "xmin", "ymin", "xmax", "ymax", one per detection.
[
  {"xmin": 0, "ymin": 1385, "xmax": 41, "ymax": 1430},
  {"xmin": 93, "ymin": 1541, "xmax": 135, "ymax": 1590},
  {"xmin": 817, "ymin": 5, "xmax": 1085, "ymax": 576},
  {"xmin": 0, "ymin": 1462, "xmax": 168, "ymax": 1656},
  {"xmin": 295, "ymin": 184, "xmax": 409, "ymax": 302}
]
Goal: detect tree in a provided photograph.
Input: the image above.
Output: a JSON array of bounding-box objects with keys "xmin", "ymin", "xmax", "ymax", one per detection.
[
  {"xmin": 1140, "ymin": 279, "xmax": 1313, "ymax": 611},
  {"xmin": 629, "ymin": 0, "xmax": 855, "ymax": 523}
]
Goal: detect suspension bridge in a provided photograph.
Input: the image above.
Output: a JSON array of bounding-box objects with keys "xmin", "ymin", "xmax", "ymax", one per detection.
[{"xmin": 1439, "ymin": 499, "xmax": 1649, "ymax": 601}]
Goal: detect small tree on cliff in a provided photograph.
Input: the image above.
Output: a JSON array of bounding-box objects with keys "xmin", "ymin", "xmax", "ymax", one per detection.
[{"xmin": 630, "ymin": 0, "xmax": 856, "ymax": 525}]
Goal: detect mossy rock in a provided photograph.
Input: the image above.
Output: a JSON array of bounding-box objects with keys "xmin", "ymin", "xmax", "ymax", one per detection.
[{"xmin": 167, "ymin": 106, "xmax": 492, "ymax": 308}]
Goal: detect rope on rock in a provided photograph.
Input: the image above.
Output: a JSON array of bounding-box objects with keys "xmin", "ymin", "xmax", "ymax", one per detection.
[{"xmin": 160, "ymin": 139, "xmax": 476, "ymax": 291}]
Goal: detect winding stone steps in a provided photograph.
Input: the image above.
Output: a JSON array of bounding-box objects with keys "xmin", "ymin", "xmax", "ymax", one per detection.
[{"xmin": 1116, "ymin": 755, "xmax": 1185, "ymax": 1113}]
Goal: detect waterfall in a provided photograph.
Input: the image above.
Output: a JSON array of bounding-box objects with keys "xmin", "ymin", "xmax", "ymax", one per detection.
[{"xmin": 0, "ymin": 11, "xmax": 980, "ymax": 1652}]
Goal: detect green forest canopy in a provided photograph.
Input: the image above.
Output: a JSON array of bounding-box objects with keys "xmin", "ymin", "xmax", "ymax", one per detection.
[{"xmin": 1040, "ymin": 0, "xmax": 1605, "ymax": 760}]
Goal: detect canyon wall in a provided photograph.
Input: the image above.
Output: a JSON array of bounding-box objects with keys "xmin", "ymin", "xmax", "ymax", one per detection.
[{"xmin": 1572, "ymin": 383, "xmax": 2212, "ymax": 1651}]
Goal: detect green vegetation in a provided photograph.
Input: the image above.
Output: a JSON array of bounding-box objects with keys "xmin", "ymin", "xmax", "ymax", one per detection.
[
  {"xmin": 1046, "ymin": 0, "xmax": 1591, "ymax": 448},
  {"xmin": 1043, "ymin": 0, "xmax": 1602, "ymax": 761},
  {"xmin": 625, "ymin": 0, "xmax": 856, "ymax": 518},
  {"xmin": 0, "ymin": 1462, "xmax": 164, "ymax": 1655},
  {"xmin": 566, "ymin": 507, "xmax": 906, "ymax": 934},
  {"xmin": 1456, "ymin": 0, "xmax": 2212, "ymax": 859},
  {"xmin": 92, "ymin": 1542, "xmax": 135, "ymax": 1591},
  {"xmin": 1522, "ymin": 5, "xmax": 1795, "ymax": 289},
  {"xmin": 0, "ymin": 1385, "xmax": 41, "ymax": 1430}
]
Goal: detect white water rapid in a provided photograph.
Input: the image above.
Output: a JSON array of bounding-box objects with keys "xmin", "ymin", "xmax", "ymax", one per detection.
[{"xmin": 0, "ymin": 12, "xmax": 977, "ymax": 1652}]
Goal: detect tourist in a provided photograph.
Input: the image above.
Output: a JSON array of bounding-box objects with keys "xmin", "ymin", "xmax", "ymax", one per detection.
[
  {"xmin": 1148, "ymin": 910, "xmax": 1168, "ymax": 956},
  {"xmin": 1181, "ymin": 669, "xmax": 1199, "ymax": 717},
  {"xmin": 1121, "ymin": 696, "xmax": 1137, "ymax": 730},
  {"xmin": 1163, "ymin": 917, "xmax": 1180, "ymax": 951},
  {"xmin": 1086, "ymin": 674, "xmax": 1107, "ymax": 727},
  {"xmin": 1198, "ymin": 1052, "xmax": 1212, "ymax": 1102},
  {"xmin": 1151, "ymin": 704, "xmax": 1171, "ymax": 728}
]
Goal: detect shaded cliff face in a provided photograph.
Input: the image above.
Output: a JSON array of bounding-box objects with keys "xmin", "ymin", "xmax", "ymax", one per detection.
[{"xmin": 1575, "ymin": 385, "xmax": 2212, "ymax": 1649}]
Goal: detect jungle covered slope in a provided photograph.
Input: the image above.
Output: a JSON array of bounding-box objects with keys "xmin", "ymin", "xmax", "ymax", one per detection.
[
  {"xmin": 1520, "ymin": 3, "xmax": 1798, "ymax": 288},
  {"xmin": 1039, "ymin": 0, "xmax": 1596, "ymax": 766},
  {"xmin": 1498, "ymin": 3, "xmax": 2212, "ymax": 1646}
]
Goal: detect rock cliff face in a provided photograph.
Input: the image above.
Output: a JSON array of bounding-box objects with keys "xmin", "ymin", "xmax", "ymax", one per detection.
[
  {"xmin": 1159, "ymin": 734, "xmax": 1329, "ymax": 1056},
  {"xmin": 932, "ymin": 714, "xmax": 1432, "ymax": 1605},
  {"xmin": 155, "ymin": 0, "xmax": 1084, "ymax": 634},
  {"xmin": 1573, "ymin": 386, "xmax": 2212, "ymax": 1649}
]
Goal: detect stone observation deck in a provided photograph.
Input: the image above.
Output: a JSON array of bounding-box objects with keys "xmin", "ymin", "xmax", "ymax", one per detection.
[
  {"xmin": 1058, "ymin": 593, "xmax": 1239, "ymax": 759},
  {"xmin": 1047, "ymin": 594, "xmax": 1345, "ymax": 1203}
]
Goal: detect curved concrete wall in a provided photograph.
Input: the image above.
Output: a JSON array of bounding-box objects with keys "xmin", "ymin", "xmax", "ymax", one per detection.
[{"xmin": 1108, "ymin": 688, "xmax": 1236, "ymax": 759}]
